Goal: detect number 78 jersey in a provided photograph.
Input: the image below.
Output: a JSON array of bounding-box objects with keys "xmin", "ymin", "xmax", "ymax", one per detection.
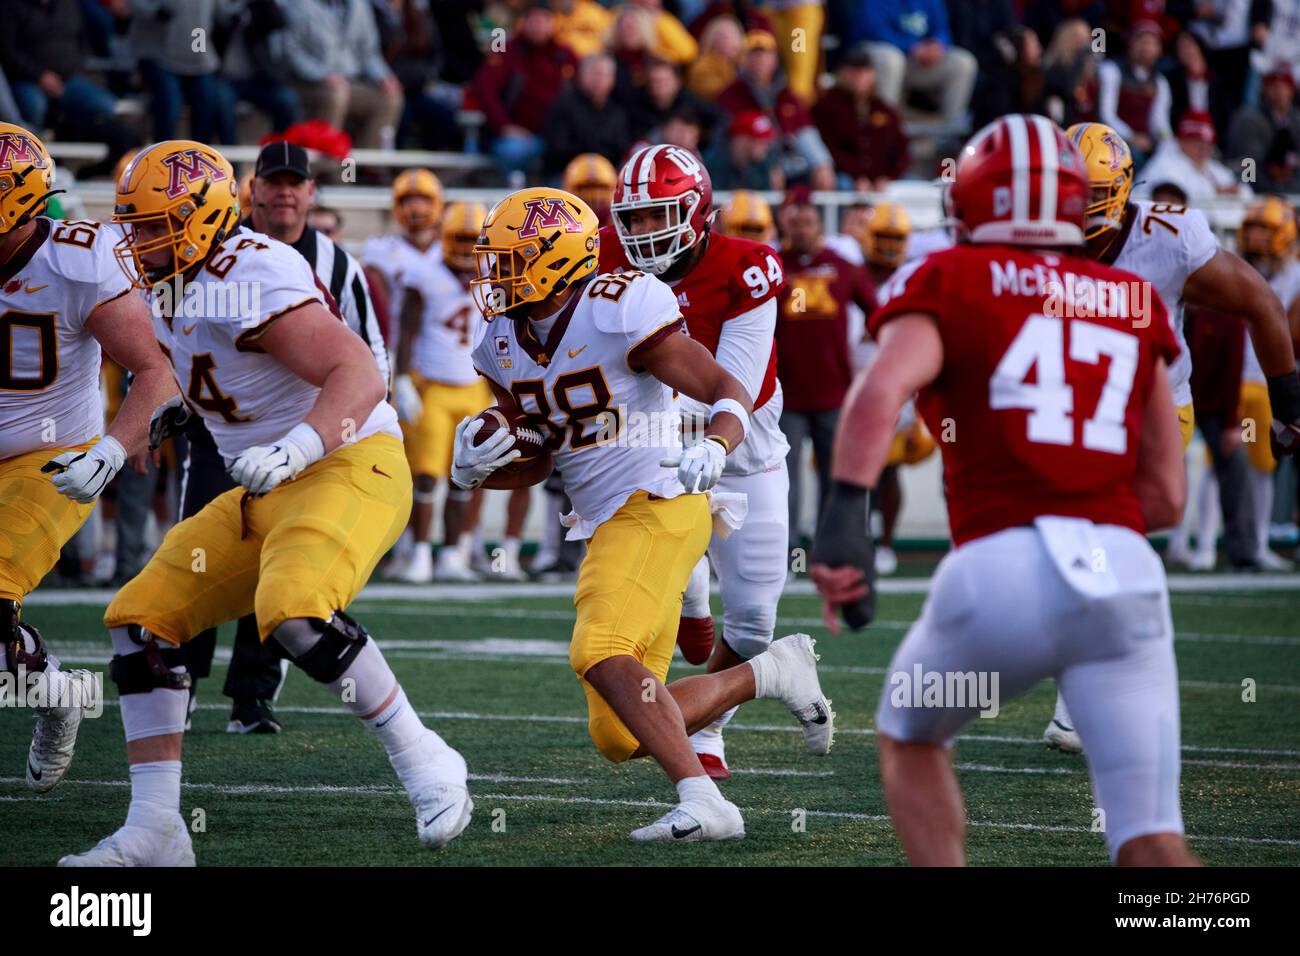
[{"xmin": 870, "ymin": 244, "xmax": 1180, "ymax": 546}]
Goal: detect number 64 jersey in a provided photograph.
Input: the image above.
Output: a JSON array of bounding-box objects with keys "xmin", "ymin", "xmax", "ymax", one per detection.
[
  {"xmin": 472, "ymin": 271, "xmax": 687, "ymax": 539},
  {"xmin": 870, "ymin": 244, "xmax": 1180, "ymax": 546}
]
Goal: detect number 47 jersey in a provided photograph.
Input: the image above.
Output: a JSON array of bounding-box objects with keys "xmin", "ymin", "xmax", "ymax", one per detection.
[{"xmin": 870, "ymin": 244, "xmax": 1180, "ymax": 547}]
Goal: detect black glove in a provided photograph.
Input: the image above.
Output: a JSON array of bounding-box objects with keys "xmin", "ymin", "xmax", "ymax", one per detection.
[
  {"xmin": 148, "ymin": 396, "xmax": 192, "ymax": 451},
  {"xmin": 811, "ymin": 479, "xmax": 877, "ymax": 629},
  {"xmin": 1267, "ymin": 367, "xmax": 1300, "ymax": 458}
]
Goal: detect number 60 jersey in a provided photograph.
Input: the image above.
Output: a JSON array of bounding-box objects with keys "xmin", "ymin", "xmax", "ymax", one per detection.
[
  {"xmin": 870, "ymin": 244, "xmax": 1180, "ymax": 546},
  {"xmin": 472, "ymin": 270, "xmax": 687, "ymax": 539}
]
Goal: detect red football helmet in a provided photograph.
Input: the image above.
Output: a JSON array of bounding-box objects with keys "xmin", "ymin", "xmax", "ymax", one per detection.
[
  {"xmin": 949, "ymin": 114, "xmax": 1088, "ymax": 247},
  {"xmin": 611, "ymin": 144, "xmax": 714, "ymax": 274}
]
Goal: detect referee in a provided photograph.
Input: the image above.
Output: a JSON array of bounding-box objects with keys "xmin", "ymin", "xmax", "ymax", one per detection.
[{"xmin": 180, "ymin": 141, "xmax": 390, "ymax": 733}]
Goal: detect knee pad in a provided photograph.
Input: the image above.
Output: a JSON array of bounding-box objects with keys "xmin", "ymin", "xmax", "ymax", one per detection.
[
  {"xmin": 413, "ymin": 475, "xmax": 437, "ymax": 504},
  {"xmin": 588, "ymin": 711, "xmax": 639, "ymax": 764},
  {"xmin": 277, "ymin": 611, "xmax": 369, "ymax": 683},
  {"xmin": 445, "ymin": 484, "xmax": 473, "ymax": 504},
  {"xmin": 109, "ymin": 625, "xmax": 192, "ymax": 695},
  {"xmin": 721, "ymin": 604, "xmax": 777, "ymax": 661}
]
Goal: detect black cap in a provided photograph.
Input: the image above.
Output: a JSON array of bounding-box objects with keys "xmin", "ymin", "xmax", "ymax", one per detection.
[
  {"xmin": 254, "ymin": 141, "xmax": 311, "ymax": 180},
  {"xmin": 841, "ymin": 43, "xmax": 874, "ymax": 70}
]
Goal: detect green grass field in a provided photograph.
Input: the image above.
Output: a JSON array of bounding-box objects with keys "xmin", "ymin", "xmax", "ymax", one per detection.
[{"xmin": 3, "ymin": 580, "xmax": 1298, "ymax": 866}]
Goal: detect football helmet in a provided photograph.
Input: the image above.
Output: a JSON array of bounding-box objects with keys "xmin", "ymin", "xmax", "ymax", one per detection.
[
  {"xmin": 612, "ymin": 144, "xmax": 715, "ymax": 274},
  {"xmin": 1237, "ymin": 195, "xmax": 1297, "ymax": 260},
  {"xmin": 718, "ymin": 189, "xmax": 775, "ymax": 243},
  {"xmin": 442, "ymin": 200, "xmax": 488, "ymax": 273},
  {"xmin": 950, "ymin": 114, "xmax": 1088, "ymax": 247},
  {"xmin": 562, "ymin": 153, "xmax": 617, "ymax": 224},
  {"xmin": 1067, "ymin": 121, "xmax": 1134, "ymax": 239},
  {"xmin": 863, "ymin": 201, "xmax": 911, "ymax": 268},
  {"xmin": 471, "ymin": 187, "xmax": 599, "ymax": 318},
  {"xmin": 392, "ymin": 168, "xmax": 444, "ymax": 232},
  {"xmin": 0, "ymin": 124, "xmax": 60, "ymax": 235},
  {"xmin": 112, "ymin": 139, "xmax": 238, "ymax": 287}
]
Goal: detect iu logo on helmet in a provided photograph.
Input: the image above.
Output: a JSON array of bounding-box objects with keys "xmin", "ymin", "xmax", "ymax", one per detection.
[
  {"xmin": 516, "ymin": 198, "xmax": 583, "ymax": 239},
  {"xmin": 161, "ymin": 149, "xmax": 228, "ymax": 200},
  {"xmin": 0, "ymin": 132, "xmax": 48, "ymax": 172}
]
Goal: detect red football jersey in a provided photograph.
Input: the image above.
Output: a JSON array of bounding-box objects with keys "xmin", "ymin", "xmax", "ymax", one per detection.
[
  {"xmin": 599, "ymin": 227, "xmax": 783, "ymax": 408},
  {"xmin": 869, "ymin": 244, "xmax": 1180, "ymax": 546}
]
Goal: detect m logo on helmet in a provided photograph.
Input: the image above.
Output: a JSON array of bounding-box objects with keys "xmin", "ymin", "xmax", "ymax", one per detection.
[
  {"xmin": 160, "ymin": 149, "xmax": 228, "ymax": 200},
  {"xmin": 0, "ymin": 132, "xmax": 47, "ymax": 172},
  {"xmin": 516, "ymin": 198, "xmax": 583, "ymax": 239}
]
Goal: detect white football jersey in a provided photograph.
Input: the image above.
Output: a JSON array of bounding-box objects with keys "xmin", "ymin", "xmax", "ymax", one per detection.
[
  {"xmin": 0, "ymin": 218, "xmax": 131, "ymax": 460},
  {"xmin": 1111, "ymin": 201, "xmax": 1218, "ymax": 407},
  {"xmin": 472, "ymin": 271, "xmax": 686, "ymax": 539},
  {"xmin": 361, "ymin": 233, "xmax": 440, "ymax": 295},
  {"xmin": 1244, "ymin": 259, "xmax": 1300, "ymax": 384},
  {"xmin": 151, "ymin": 227, "xmax": 399, "ymax": 463},
  {"xmin": 399, "ymin": 256, "xmax": 479, "ymax": 385}
]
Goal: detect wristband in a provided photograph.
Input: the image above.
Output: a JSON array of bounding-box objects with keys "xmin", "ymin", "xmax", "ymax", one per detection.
[
  {"xmin": 706, "ymin": 434, "xmax": 730, "ymax": 453},
  {"xmin": 285, "ymin": 422, "xmax": 326, "ymax": 466},
  {"xmin": 1266, "ymin": 366, "xmax": 1300, "ymax": 424},
  {"xmin": 709, "ymin": 397, "xmax": 750, "ymax": 441}
]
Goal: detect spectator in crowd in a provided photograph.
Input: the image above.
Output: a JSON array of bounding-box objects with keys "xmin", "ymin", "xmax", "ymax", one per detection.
[
  {"xmin": 703, "ymin": 109, "xmax": 784, "ymax": 189},
  {"xmin": 1042, "ymin": 16, "xmax": 1098, "ymax": 128},
  {"xmin": 1134, "ymin": 109, "xmax": 1252, "ymax": 202},
  {"xmin": 129, "ymin": 0, "xmax": 236, "ymax": 144},
  {"xmin": 543, "ymin": 52, "xmax": 632, "ymax": 177},
  {"xmin": 659, "ymin": 106, "xmax": 705, "ymax": 154},
  {"xmin": 608, "ymin": 4, "xmax": 658, "ymax": 106},
  {"xmin": 851, "ymin": 0, "xmax": 978, "ymax": 127},
  {"xmin": 717, "ymin": 29, "xmax": 836, "ymax": 188},
  {"xmin": 775, "ymin": 197, "xmax": 877, "ymax": 550},
  {"xmin": 631, "ymin": 58, "xmax": 725, "ymax": 146},
  {"xmin": 1164, "ymin": 30, "xmax": 1219, "ymax": 133},
  {"xmin": 1097, "ymin": 19, "xmax": 1172, "ymax": 163},
  {"xmin": 1190, "ymin": 0, "xmax": 1268, "ymax": 136},
  {"xmin": 472, "ymin": 2, "xmax": 577, "ymax": 182},
  {"xmin": 215, "ymin": 0, "xmax": 302, "ymax": 135},
  {"xmin": 1252, "ymin": 1, "xmax": 1300, "ymax": 98},
  {"xmin": 374, "ymin": 0, "xmax": 459, "ymax": 150},
  {"xmin": 1020, "ymin": 0, "xmax": 1105, "ymax": 47},
  {"xmin": 0, "ymin": 65, "xmax": 22, "ymax": 124},
  {"xmin": 688, "ymin": 14, "xmax": 745, "ymax": 100},
  {"xmin": 947, "ymin": 0, "xmax": 1019, "ymax": 129},
  {"xmin": 690, "ymin": 0, "xmax": 774, "ymax": 38},
  {"xmin": 430, "ymin": 0, "xmax": 484, "ymax": 85},
  {"xmin": 552, "ymin": 0, "xmax": 616, "ymax": 58},
  {"xmin": 811, "ymin": 44, "xmax": 909, "ymax": 191},
  {"xmin": 628, "ymin": 0, "xmax": 699, "ymax": 66},
  {"xmin": 1228, "ymin": 65, "xmax": 1300, "ymax": 194},
  {"xmin": 283, "ymin": 0, "xmax": 404, "ymax": 149},
  {"xmin": 763, "ymin": 0, "xmax": 826, "ymax": 105}
]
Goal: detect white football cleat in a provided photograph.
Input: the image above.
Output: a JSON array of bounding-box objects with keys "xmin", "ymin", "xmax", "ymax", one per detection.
[
  {"xmin": 1042, "ymin": 718, "xmax": 1083, "ymax": 754},
  {"xmin": 27, "ymin": 669, "xmax": 99, "ymax": 793},
  {"xmin": 433, "ymin": 547, "xmax": 479, "ymax": 582},
  {"xmin": 392, "ymin": 731, "xmax": 473, "ymax": 849},
  {"xmin": 1257, "ymin": 549, "xmax": 1294, "ymax": 572},
  {"xmin": 629, "ymin": 797, "xmax": 745, "ymax": 843},
  {"xmin": 486, "ymin": 548, "xmax": 527, "ymax": 582},
  {"xmin": 397, "ymin": 546, "xmax": 435, "ymax": 584},
  {"xmin": 875, "ymin": 545, "xmax": 899, "ymax": 576},
  {"xmin": 763, "ymin": 634, "xmax": 835, "ymax": 755},
  {"xmin": 59, "ymin": 816, "xmax": 195, "ymax": 867}
]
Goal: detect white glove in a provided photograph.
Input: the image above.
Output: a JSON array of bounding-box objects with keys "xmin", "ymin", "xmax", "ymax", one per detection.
[
  {"xmin": 148, "ymin": 393, "xmax": 192, "ymax": 449},
  {"xmin": 393, "ymin": 373, "xmax": 423, "ymax": 424},
  {"xmin": 227, "ymin": 423, "xmax": 325, "ymax": 496},
  {"xmin": 661, "ymin": 437, "xmax": 726, "ymax": 494},
  {"xmin": 44, "ymin": 435, "xmax": 127, "ymax": 504},
  {"xmin": 451, "ymin": 415, "xmax": 520, "ymax": 490}
]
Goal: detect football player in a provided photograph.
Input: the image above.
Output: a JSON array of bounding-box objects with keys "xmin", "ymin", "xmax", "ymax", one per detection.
[
  {"xmin": 458, "ymin": 187, "xmax": 833, "ymax": 841},
  {"xmin": 1040, "ymin": 122, "xmax": 1300, "ymax": 753},
  {"xmin": 60, "ymin": 141, "xmax": 471, "ymax": 866},
  {"xmin": 562, "ymin": 152, "xmax": 617, "ymax": 227},
  {"xmin": 1237, "ymin": 196, "xmax": 1300, "ymax": 570},
  {"xmin": 0, "ymin": 124, "xmax": 177, "ymax": 793},
  {"xmin": 813, "ymin": 114, "xmax": 1198, "ymax": 866},
  {"xmin": 602, "ymin": 145, "xmax": 793, "ymax": 780},
  {"xmin": 717, "ymin": 190, "xmax": 777, "ymax": 246}
]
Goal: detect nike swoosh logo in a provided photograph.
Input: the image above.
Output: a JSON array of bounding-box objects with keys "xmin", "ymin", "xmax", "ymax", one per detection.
[
  {"xmin": 24, "ymin": 283, "xmax": 48, "ymax": 294},
  {"xmin": 182, "ymin": 324, "xmax": 197, "ymax": 335},
  {"xmin": 371, "ymin": 464, "xmax": 391, "ymax": 478},
  {"xmin": 671, "ymin": 824, "xmax": 701, "ymax": 839},
  {"xmin": 567, "ymin": 345, "xmax": 587, "ymax": 358},
  {"xmin": 27, "ymin": 759, "xmax": 41, "ymax": 781},
  {"xmin": 423, "ymin": 805, "xmax": 454, "ymax": 828}
]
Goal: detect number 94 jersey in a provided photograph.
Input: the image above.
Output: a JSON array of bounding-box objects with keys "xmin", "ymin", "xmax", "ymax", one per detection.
[
  {"xmin": 0, "ymin": 218, "xmax": 131, "ymax": 460},
  {"xmin": 870, "ymin": 244, "xmax": 1180, "ymax": 546},
  {"xmin": 472, "ymin": 271, "xmax": 687, "ymax": 539}
]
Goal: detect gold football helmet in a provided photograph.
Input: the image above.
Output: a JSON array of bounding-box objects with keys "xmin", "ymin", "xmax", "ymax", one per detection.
[
  {"xmin": 718, "ymin": 190, "xmax": 775, "ymax": 243},
  {"xmin": 863, "ymin": 201, "xmax": 911, "ymax": 268},
  {"xmin": 442, "ymin": 200, "xmax": 488, "ymax": 273},
  {"xmin": 112, "ymin": 139, "xmax": 238, "ymax": 287},
  {"xmin": 0, "ymin": 124, "xmax": 59, "ymax": 235},
  {"xmin": 1238, "ymin": 195, "xmax": 1297, "ymax": 260},
  {"xmin": 1067, "ymin": 122, "xmax": 1134, "ymax": 240},
  {"xmin": 562, "ymin": 153, "xmax": 617, "ymax": 220},
  {"xmin": 392, "ymin": 168, "xmax": 444, "ymax": 232},
  {"xmin": 471, "ymin": 187, "xmax": 599, "ymax": 318}
]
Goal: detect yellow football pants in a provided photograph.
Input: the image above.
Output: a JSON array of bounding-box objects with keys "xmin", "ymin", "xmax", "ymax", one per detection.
[
  {"xmin": 1240, "ymin": 382, "xmax": 1274, "ymax": 471},
  {"xmin": 1178, "ymin": 401, "xmax": 1195, "ymax": 452}
]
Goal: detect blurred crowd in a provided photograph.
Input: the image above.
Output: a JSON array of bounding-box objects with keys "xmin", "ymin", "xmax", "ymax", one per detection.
[{"xmin": 0, "ymin": 1, "xmax": 1296, "ymax": 194}]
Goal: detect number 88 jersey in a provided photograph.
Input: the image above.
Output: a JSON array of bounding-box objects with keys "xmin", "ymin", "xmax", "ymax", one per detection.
[{"xmin": 869, "ymin": 244, "xmax": 1180, "ymax": 546}]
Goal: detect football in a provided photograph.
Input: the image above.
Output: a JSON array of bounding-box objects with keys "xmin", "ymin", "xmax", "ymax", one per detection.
[{"xmin": 471, "ymin": 406, "xmax": 554, "ymax": 488}]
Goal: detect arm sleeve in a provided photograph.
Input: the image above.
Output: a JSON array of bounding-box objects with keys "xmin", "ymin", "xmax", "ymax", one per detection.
[
  {"xmin": 1096, "ymin": 61, "xmax": 1132, "ymax": 140},
  {"xmin": 713, "ymin": 298, "xmax": 777, "ymax": 404}
]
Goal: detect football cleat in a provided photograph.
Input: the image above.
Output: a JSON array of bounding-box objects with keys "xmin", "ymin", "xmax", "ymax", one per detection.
[
  {"xmin": 676, "ymin": 615, "xmax": 715, "ymax": 665},
  {"xmin": 27, "ymin": 669, "xmax": 100, "ymax": 793},
  {"xmin": 629, "ymin": 797, "xmax": 744, "ymax": 843},
  {"xmin": 1042, "ymin": 718, "xmax": 1083, "ymax": 754},
  {"xmin": 59, "ymin": 816, "xmax": 195, "ymax": 867},
  {"xmin": 226, "ymin": 698, "xmax": 281, "ymax": 734},
  {"xmin": 1257, "ymin": 549, "xmax": 1294, "ymax": 572},
  {"xmin": 763, "ymin": 634, "xmax": 835, "ymax": 755},
  {"xmin": 393, "ymin": 730, "xmax": 473, "ymax": 849},
  {"xmin": 432, "ymin": 547, "xmax": 479, "ymax": 582},
  {"xmin": 875, "ymin": 546, "xmax": 899, "ymax": 576},
  {"xmin": 397, "ymin": 546, "xmax": 434, "ymax": 584}
]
